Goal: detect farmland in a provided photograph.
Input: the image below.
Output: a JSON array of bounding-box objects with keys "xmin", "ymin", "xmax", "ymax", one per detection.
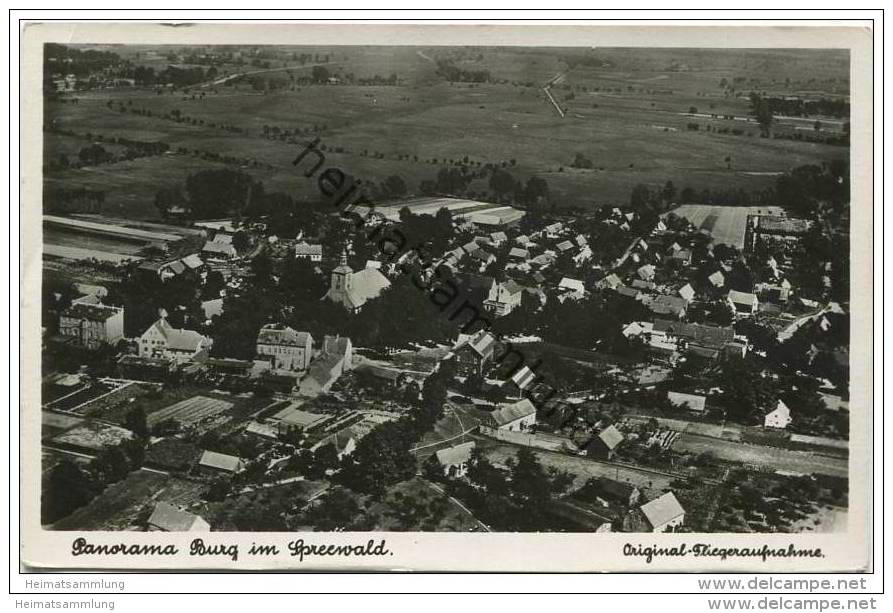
[
  {"xmin": 146, "ymin": 395, "xmax": 235, "ymax": 428},
  {"xmin": 666, "ymin": 204, "xmax": 785, "ymax": 249},
  {"xmin": 44, "ymin": 47, "xmax": 849, "ymax": 221}
]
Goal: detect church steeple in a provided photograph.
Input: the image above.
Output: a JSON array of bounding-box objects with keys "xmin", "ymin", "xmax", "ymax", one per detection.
[{"xmin": 332, "ymin": 248, "xmax": 353, "ymax": 291}]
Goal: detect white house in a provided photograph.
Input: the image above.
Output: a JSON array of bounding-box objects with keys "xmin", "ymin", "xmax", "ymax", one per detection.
[
  {"xmin": 728, "ymin": 289, "xmax": 759, "ymax": 316},
  {"xmin": 295, "ymin": 241, "xmax": 323, "ymax": 261},
  {"xmin": 256, "ymin": 324, "xmax": 314, "ymax": 371},
  {"xmin": 637, "ymin": 264, "xmax": 656, "ymax": 282},
  {"xmin": 484, "ymin": 279, "xmax": 523, "ymax": 317},
  {"xmin": 435, "ymin": 441, "xmax": 475, "ymax": 478},
  {"xmin": 764, "ymin": 399, "xmax": 793, "ymax": 429},
  {"xmin": 667, "ymin": 391, "xmax": 707, "ymax": 413},
  {"xmin": 638, "ymin": 492, "xmax": 685, "ymax": 532},
  {"xmin": 485, "ymin": 398, "xmax": 537, "ymax": 432},
  {"xmin": 708, "ymin": 270, "xmax": 725, "ymax": 288},
  {"xmin": 557, "ymin": 277, "xmax": 586, "ymax": 301},
  {"xmin": 198, "ymin": 450, "xmax": 246, "ymax": 475},
  {"xmin": 147, "ymin": 502, "xmax": 210, "ymax": 532},
  {"xmin": 138, "ymin": 317, "xmax": 211, "ymax": 364}
]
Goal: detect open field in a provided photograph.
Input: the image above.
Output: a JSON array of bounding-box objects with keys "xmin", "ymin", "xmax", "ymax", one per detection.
[
  {"xmin": 477, "ymin": 439, "xmax": 675, "ymax": 498},
  {"xmin": 146, "ymin": 395, "xmax": 235, "ymax": 428},
  {"xmin": 45, "ymin": 47, "xmax": 849, "ymax": 220},
  {"xmin": 671, "ymin": 432, "xmax": 848, "ymax": 478},
  {"xmin": 666, "ymin": 204, "xmax": 784, "ymax": 249}
]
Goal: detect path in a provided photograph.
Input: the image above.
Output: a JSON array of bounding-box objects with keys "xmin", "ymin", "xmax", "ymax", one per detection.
[{"xmin": 422, "ymin": 479, "xmax": 491, "ymax": 532}]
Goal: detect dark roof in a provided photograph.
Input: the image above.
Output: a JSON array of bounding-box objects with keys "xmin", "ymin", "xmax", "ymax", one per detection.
[
  {"xmin": 653, "ymin": 319, "xmax": 734, "ymax": 349},
  {"xmin": 257, "ymin": 325, "xmax": 312, "ymax": 347},
  {"xmin": 649, "ymin": 294, "xmax": 687, "ymax": 316},
  {"xmin": 574, "ymin": 477, "xmax": 637, "ymax": 505},
  {"xmin": 62, "ymin": 302, "xmax": 121, "ymax": 322}
]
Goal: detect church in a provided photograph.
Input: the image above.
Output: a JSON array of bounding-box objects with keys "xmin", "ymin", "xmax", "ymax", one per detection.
[{"xmin": 324, "ymin": 250, "xmax": 391, "ymax": 313}]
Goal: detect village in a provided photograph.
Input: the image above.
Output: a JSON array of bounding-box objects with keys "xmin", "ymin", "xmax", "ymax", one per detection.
[
  {"xmin": 35, "ymin": 40, "xmax": 855, "ymax": 536},
  {"xmin": 41, "ymin": 179, "xmax": 851, "ymax": 534}
]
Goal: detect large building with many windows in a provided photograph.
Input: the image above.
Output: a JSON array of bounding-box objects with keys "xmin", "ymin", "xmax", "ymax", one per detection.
[{"xmin": 256, "ymin": 324, "xmax": 314, "ymax": 371}]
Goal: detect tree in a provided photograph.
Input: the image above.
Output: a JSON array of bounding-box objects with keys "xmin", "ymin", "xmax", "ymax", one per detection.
[
  {"xmin": 488, "ymin": 168, "xmax": 518, "ymax": 199},
  {"xmin": 231, "ymin": 230, "xmax": 251, "ymax": 253},
  {"xmin": 78, "ymin": 143, "xmax": 111, "ymax": 166},
  {"xmin": 383, "ymin": 175, "xmax": 408, "ymax": 198},
  {"xmin": 661, "ymin": 180, "xmax": 677, "ymax": 203},
  {"xmin": 124, "ymin": 405, "xmax": 148, "ymax": 439},
  {"xmin": 338, "ymin": 420, "xmax": 417, "ymax": 494},
  {"xmin": 311, "ymin": 66, "xmax": 330, "ymax": 83},
  {"xmin": 42, "ymin": 460, "xmax": 101, "ymax": 524},
  {"xmin": 718, "ymin": 357, "xmax": 779, "ymax": 422},
  {"xmin": 90, "ymin": 445, "xmax": 132, "ymax": 484},
  {"xmin": 519, "ymin": 176, "xmax": 550, "ymax": 208},
  {"xmin": 630, "ymin": 184, "xmax": 651, "ymax": 210},
  {"xmin": 680, "ymin": 186, "xmax": 696, "ymax": 203},
  {"xmin": 749, "ymin": 92, "xmax": 774, "ymax": 136},
  {"xmin": 302, "ymin": 488, "xmax": 361, "ymax": 531},
  {"xmin": 204, "ymin": 477, "xmax": 232, "ymax": 502},
  {"xmin": 184, "ymin": 168, "xmax": 265, "ymax": 219}
]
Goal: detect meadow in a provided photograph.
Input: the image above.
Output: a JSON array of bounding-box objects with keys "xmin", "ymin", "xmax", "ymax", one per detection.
[{"xmin": 44, "ymin": 46, "xmax": 850, "ymax": 220}]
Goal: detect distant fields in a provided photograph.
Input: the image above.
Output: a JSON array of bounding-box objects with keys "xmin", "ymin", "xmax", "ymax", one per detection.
[{"xmin": 45, "ymin": 47, "xmax": 850, "ymax": 220}]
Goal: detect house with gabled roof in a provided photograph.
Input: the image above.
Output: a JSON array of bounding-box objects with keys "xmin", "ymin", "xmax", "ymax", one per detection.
[
  {"xmin": 727, "ymin": 289, "xmax": 759, "ymax": 316},
  {"xmin": 198, "ymin": 450, "xmax": 245, "ymax": 475},
  {"xmin": 648, "ymin": 294, "xmax": 687, "ymax": 319},
  {"xmin": 503, "ymin": 364, "xmax": 537, "ymax": 399},
  {"xmin": 294, "ymin": 241, "xmax": 323, "ymax": 261},
  {"xmin": 678, "ymin": 283, "xmax": 696, "ymax": 302},
  {"xmin": 598, "ymin": 273, "xmax": 623, "ymax": 290},
  {"xmin": 625, "ymin": 491, "xmax": 685, "ymax": 532},
  {"xmin": 575, "ymin": 477, "xmax": 641, "ymax": 508},
  {"xmin": 147, "ymin": 502, "xmax": 210, "ymax": 532},
  {"xmin": 489, "ymin": 231, "xmax": 508, "ymax": 246},
  {"xmin": 708, "ymin": 270, "xmax": 725, "ymax": 288},
  {"xmin": 484, "ymin": 279, "xmax": 523, "ymax": 316},
  {"xmin": 544, "ymin": 222, "xmax": 564, "ymax": 238},
  {"xmin": 764, "ymin": 399, "xmax": 792, "ymax": 429},
  {"xmin": 435, "ymin": 441, "xmax": 476, "ymax": 478},
  {"xmin": 138, "ymin": 316, "xmax": 211, "ymax": 364},
  {"xmin": 453, "ymin": 329, "xmax": 498, "ymax": 376},
  {"xmin": 556, "ymin": 240, "xmax": 574, "ymax": 253},
  {"xmin": 202, "ymin": 240, "xmax": 237, "ymax": 259},
  {"xmin": 668, "ymin": 391, "xmax": 707, "ymax": 413},
  {"xmin": 557, "ymin": 277, "xmax": 586, "ymax": 302},
  {"xmin": 484, "ymin": 398, "xmax": 537, "ymax": 431},
  {"xmin": 637, "ymin": 264, "xmax": 656, "ymax": 282},
  {"xmin": 59, "ymin": 302, "xmax": 124, "ymax": 350},
  {"xmin": 585, "ymin": 425, "xmax": 624, "ymax": 460},
  {"xmin": 508, "ymin": 247, "xmax": 529, "ymax": 261}
]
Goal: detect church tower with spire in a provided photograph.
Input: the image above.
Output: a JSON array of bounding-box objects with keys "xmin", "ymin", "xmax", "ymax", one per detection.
[
  {"xmin": 324, "ymin": 246, "xmax": 391, "ymax": 313},
  {"xmin": 331, "ymin": 249, "xmax": 353, "ymax": 293}
]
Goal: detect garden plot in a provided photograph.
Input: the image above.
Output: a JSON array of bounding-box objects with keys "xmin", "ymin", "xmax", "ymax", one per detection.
[
  {"xmin": 147, "ymin": 395, "xmax": 234, "ymax": 428},
  {"xmin": 51, "ymin": 422, "xmax": 133, "ymax": 451}
]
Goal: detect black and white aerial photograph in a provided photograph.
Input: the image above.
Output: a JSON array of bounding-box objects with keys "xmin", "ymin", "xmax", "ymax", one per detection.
[{"xmin": 34, "ymin": 27, "xmax": 861, "ymax": 543}]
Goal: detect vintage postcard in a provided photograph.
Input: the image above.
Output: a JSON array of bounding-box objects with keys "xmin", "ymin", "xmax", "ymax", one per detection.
[{"xmin": 19, "ymin": 21, "xmax": 874, "ymax": 572}]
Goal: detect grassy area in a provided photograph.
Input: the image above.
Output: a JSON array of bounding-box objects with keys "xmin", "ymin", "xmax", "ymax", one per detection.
[
  {"xmin": 362, "ymin": 477, "xmax": 480, "ymax": 532},
  {"xmin": 45, "ymin": 47, "xmax": 848, "ymax": 220},
  {"xmin": 478, "ymin": 439, "xmax": 675, "ymax": 497}
]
